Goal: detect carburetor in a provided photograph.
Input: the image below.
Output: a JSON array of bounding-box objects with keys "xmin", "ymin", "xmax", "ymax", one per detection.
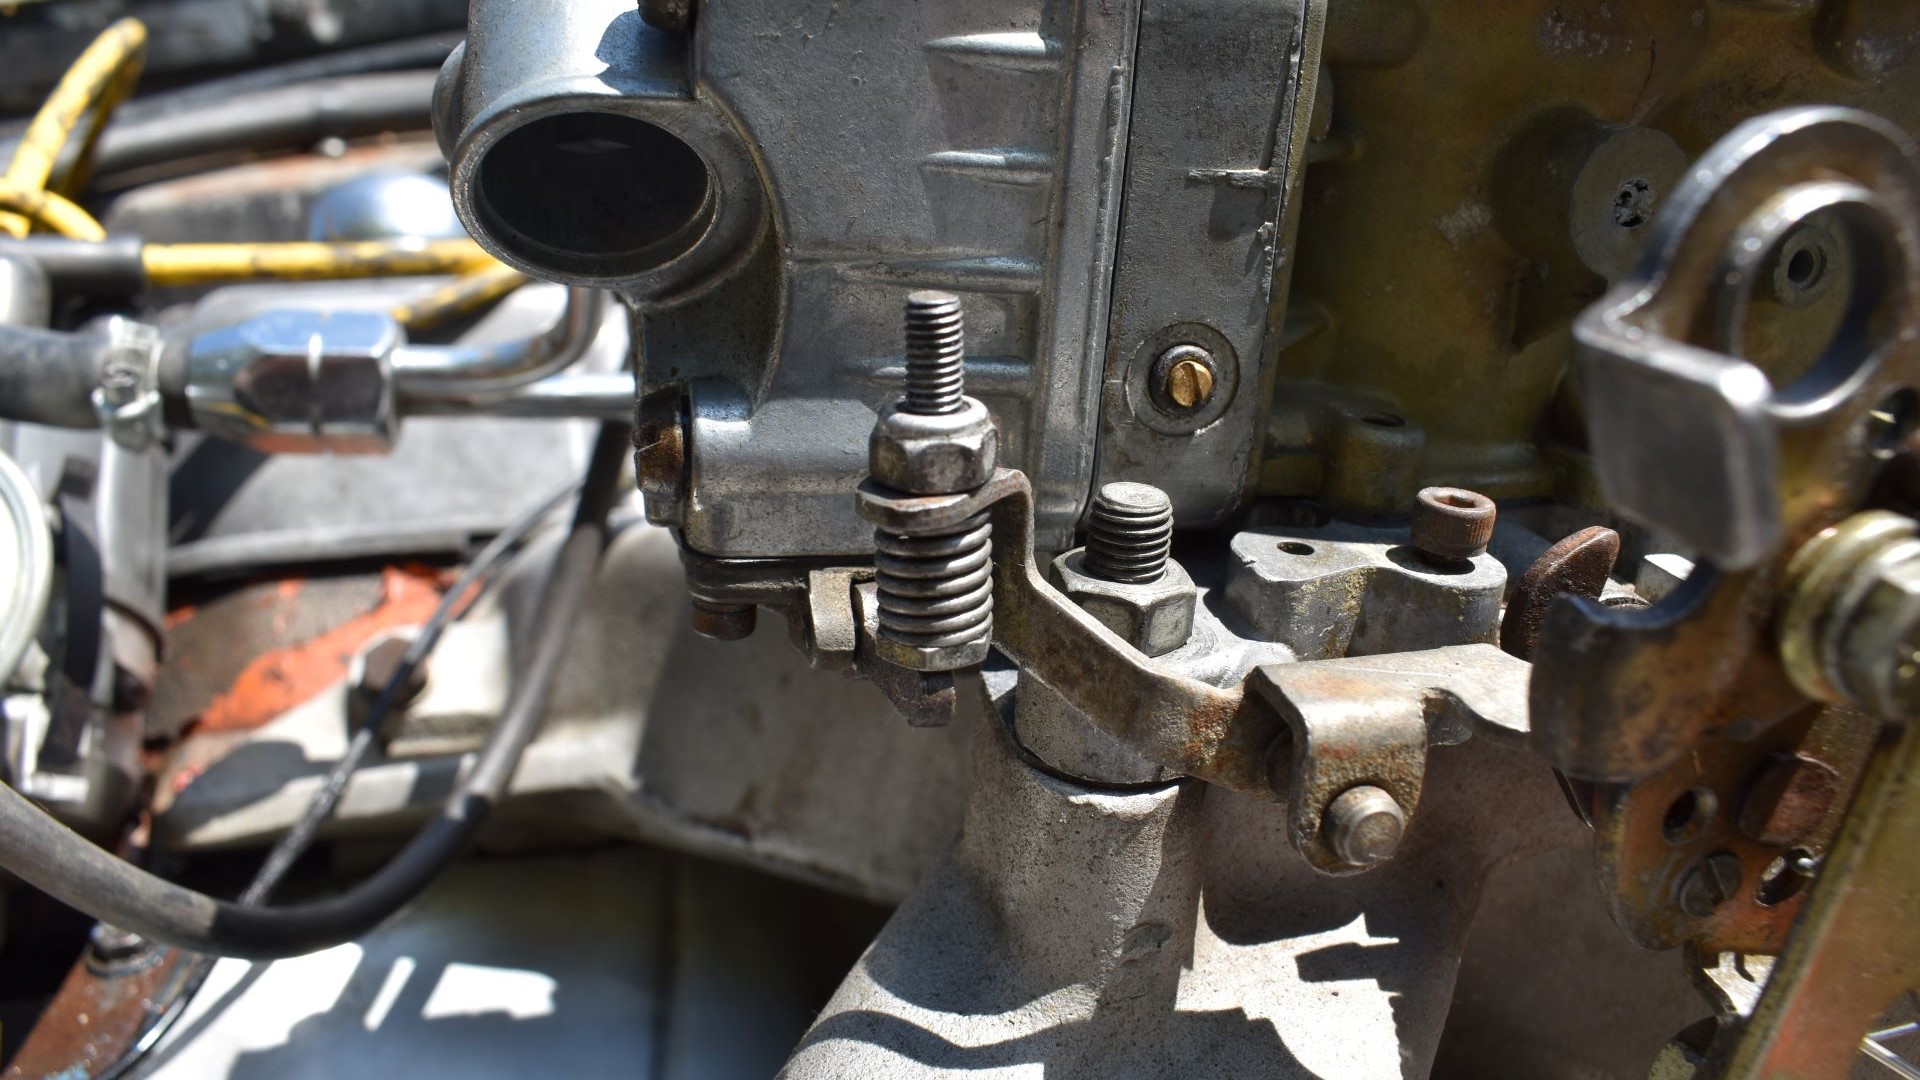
[{"xmin": 418, "ymin": 1, "xmax": 1920, "ymax": 1076}]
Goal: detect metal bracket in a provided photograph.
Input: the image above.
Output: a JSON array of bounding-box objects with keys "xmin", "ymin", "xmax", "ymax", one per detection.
[
  {"xmin": 1536, "ymin": 107, "xmax": 1920, "ymax": 783},
  {"xmin": 1251, "ymin": 646, "xmax": 1530, "ymax": 873},
  {"xmin": 861, "ymin": 467, "xmax": 1535, "ymax": 875}
]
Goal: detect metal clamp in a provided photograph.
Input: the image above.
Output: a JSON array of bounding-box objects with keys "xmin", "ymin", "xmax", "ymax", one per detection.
[{"xmin": 90, "ymin": 318, "xmax": 164, "ymax": 453}]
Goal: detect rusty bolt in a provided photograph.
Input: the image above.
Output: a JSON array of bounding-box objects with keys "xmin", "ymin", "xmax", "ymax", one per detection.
[
  {"xmin": 1324, "ymin": 784, "xmax": 1408, "ymax": 867},
  {"xmin": 88, "ymin": 923, "xmax": 145, "ymax": 963},
  {"xmin": 1411, "ymin": 486, "xmax": 1496, "ymax": 563},
  {"xmin": 1152, "ymin": 344, "xmax": 1218, "ymax": 415},
  {"xmin": 691, "ymin": 598, "xmax": 756, "ymax": 641},
  {"xmin": 1738, "ymin": 752, "xmax": 1840, "ymax": 847},
  {"xmin": 1676, "ymin": 851, "xmax": 1744, "ymax": 919}
]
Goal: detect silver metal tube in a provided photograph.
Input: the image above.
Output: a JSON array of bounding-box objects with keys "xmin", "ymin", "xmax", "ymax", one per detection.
[
  {"xmin": 401, "ymin": 371, "xmax": 634, "ymax": 421},
  {"xmin": 389, "ymin": 286, "xmax": 606, "ymax": 398}
]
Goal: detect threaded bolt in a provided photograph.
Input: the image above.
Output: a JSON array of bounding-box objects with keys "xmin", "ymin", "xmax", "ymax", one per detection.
[
  {"xmin": 902, "ymin": 291, "xmax": 966, "ymax": 415},
  {"xmin": 1083, "ymin": 483, "xmax": 1174, "ymax": 584}
]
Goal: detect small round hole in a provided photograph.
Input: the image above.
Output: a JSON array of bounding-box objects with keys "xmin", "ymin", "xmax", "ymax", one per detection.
[
  {"xmin": 1613, "ymin": 178, "xmax": 1653, "ymax": 230},
  {"xmin": 1363, "ymin": 413, "xmax": 1405, "ymax": 428},
  {"xmin": 1278, "ymin": 541, "xmax": 1315, "ymax": 556},
  {"xmin": 1865, "ymin": 387, "xmax": 1919, "ymax": 458},
  {"xmin": 1661, "ymin": 787, "xmax": 1717, "ymax": 844},
  {"xmin": 1756, "ymin": 850, "xmax": 1814, "ymax": 907},
  {"xmin": 1786, "ymin": 247, "xmax": 1820, "ymax": 287}
]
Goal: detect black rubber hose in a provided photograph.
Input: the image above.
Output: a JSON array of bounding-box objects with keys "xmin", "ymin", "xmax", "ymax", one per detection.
[
  {"xmin": 0, "ymin": 237, "xmax": 146, "ymax": 297},
  {"xmin": 80, "ymin": 71, "xmax": 438, "ymax": 181},
  {"xmin": 0, "ymin": 324, "xmax": 112, "ymax": 428},
  {"xmin": 0, "ymin": 421, "xmax": 632, "ymax": 959}
]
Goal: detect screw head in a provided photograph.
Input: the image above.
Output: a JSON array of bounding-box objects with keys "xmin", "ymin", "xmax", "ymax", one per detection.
[
  {"xmin": 1676, "ymin": 851, "xmax": 1744, "ymax": 919},
  {"xmin": 1324, "ymin": 784, "xmax": 1408, "ymax": 867},
  {"xmin": 1152, "ymin": 344, "xmax": 1217, "ymax": 415}
]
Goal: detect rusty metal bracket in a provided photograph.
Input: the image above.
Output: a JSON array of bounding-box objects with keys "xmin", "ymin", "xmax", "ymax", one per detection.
[
  {"xmin": 860, "ymin": 469, "xmax": 1536, "ymax": 877},
  {"xmin": 1717, "ymin": 722, "xmax": 1920, "ymax": 1079},
  {"xmin": 1250, "ymin": 645, "xmax": 1531, "ymax": 873},
  {"xmin": 1535, "ymin": 106, "xmax": 1920, "ymax": 784}
]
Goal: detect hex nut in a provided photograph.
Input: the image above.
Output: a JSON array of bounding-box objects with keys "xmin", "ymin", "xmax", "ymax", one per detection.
[
  {"xmin": 186, "ymin": 309, "xmax": 400, "ymax": 453},
  {"xmin": 868, "ymin": 397, "xmax": 999, "ymax": 495},
  {"xmin": 874, "ymin": 633, "xmax": 993, "ymax": 672},
  {"xmin": 1837, "ymin": 552, "xmax": 1920, "ymax": 719},
  {"xmin": 1050, "ymin": 548, "xmax": 1196, "ymax": 658}
]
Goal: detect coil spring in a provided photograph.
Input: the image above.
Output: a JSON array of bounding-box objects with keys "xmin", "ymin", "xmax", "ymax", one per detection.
[{"xmin": 875, "ymin": 510, "xmax": 993, "ymax": 650}]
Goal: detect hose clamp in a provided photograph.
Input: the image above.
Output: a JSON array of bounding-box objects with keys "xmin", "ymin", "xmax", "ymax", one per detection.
[{"xmin": 91, "ymin": 317, "xmax": 164, "ymax": 453}]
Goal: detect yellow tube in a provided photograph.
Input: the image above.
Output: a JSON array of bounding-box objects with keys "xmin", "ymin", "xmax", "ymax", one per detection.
[
  {"xmin": 391, "ymin": 263, "xmax": 530, "ymax": 331},
  {"xmin": 0, "ymin": 186, "xmax": 107, "ymax": 241},
  {"xmin": 141, "ymin": 239, "xmax": 503, "ymax": 287},
  {"xmin": 0, "ymin": 18, "xmax": 147, "ymax": 238}
]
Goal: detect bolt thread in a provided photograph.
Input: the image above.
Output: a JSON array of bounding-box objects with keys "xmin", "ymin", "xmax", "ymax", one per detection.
[
  {"xmin": 875, "ymin": 511, "xmax": 994, "ymax": 650},
  {"xmin": 1084, "ymin": 482, "xmax": 1173, "ymax": 583},
  {"xmin": 902, "ymin": 290, "xmax": 966, "ymax": 415}
]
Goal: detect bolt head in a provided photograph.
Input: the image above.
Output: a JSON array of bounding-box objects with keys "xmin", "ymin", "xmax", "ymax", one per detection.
[
  {"xmin": 1050, "ymin": 549, "xmax": 1197, "ymax": 657},
  {"xmin": 1411, "ymin": 486, "xmax": 1497, "ymax": 562},
  {"xmin": 869, "ymin": 397, "xmax": 998, "ymax": 495},
  {"xmin": 1324, "ymin": 784, "xmax": 1407, "ymax": 867}
]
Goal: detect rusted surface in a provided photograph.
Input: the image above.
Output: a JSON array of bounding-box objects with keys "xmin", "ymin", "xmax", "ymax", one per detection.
[
  {"xmin": 1721, "ymin": 721, "xmax": 1920, "ymax": 1079},
  {"xmin": 1410, "ymin": 486, "xmax": 1496, "ymax": 562},
  {"xmin": 190, "ymin": 565, "xmax": 444, "ymax": 732},
  {"xmin": 1, "ymin": 944, "xmax": 186, "ymax": 1079},
  {"xmin": 1500, "ymin": 525, "xmax": 1619, "ymax": 660},
  {"xmin": 1590, "ymin": 703, "xmax": 1877, "ymax": 954},
  {"xmin": 156, "ymin": 564, "xmax": 445, "ymax": 730},
  {"xmin": 690, "ymin": 598, "xmax": 757, "ymax": 641},
  {"xmin": 1533, "ymin": 109, "xmax": 1920, "ymax": 783},
  {"xmin": 634, "ymin": 385, "xmax": 687, "ymax": 526},
  {"xmin": 1737, "ymin": 752, "xmax": 1840, "ymax": 848}
]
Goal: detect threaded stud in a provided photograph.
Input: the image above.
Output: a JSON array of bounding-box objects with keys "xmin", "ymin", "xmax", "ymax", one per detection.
[
  {"xmin": 902, "ymin": 290, "xmax": 966, "ymax": 415},
  {"xmin": 1084, "ymin": 482, "xmax": 1174, "ymax": 584}
]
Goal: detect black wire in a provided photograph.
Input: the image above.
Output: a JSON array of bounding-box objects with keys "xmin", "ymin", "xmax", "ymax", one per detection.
[
  {"xmin": 0, "ymin": 423, "xmax": 629, "ymax": 960},
  {"xmin": 92, "ymin": 481, "xmax": 581, "ymax": 1078},
  {"xmin": 240, "ymin": 480, "xmax": 581, "ymax": 905}
]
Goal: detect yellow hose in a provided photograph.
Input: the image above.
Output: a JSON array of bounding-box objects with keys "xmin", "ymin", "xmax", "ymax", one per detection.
[
  {"xmin": 0, "ymin": 186, "xmax": 106, "ymax": 241},
  {"xmin": 0, "ymin": 18, "xmax": 147, "ymax": 238},
  {"xmin": 390, "ymin": 262, "xmax": 530, "ymax": 331},
  {"xmin": 141, "ymin": 239, "xmax": 503, "ymax": 288}
]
